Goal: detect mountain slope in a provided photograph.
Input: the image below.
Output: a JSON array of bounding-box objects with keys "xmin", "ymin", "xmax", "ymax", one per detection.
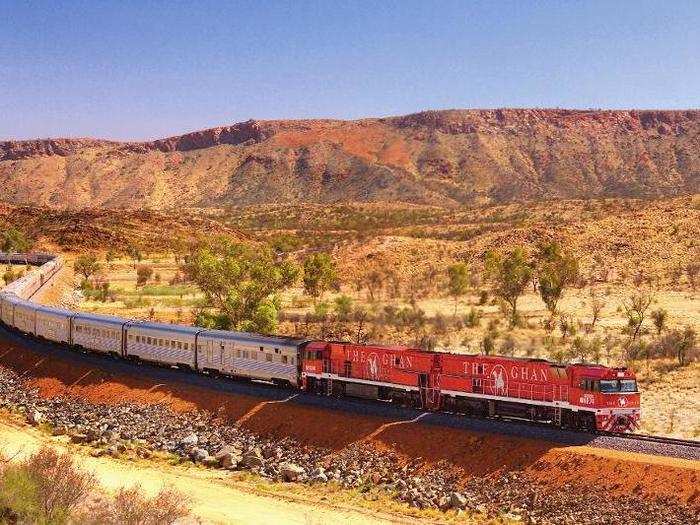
[{"xmin": 1, "ymin": 109, "xmax": 698, "ymax": 209}]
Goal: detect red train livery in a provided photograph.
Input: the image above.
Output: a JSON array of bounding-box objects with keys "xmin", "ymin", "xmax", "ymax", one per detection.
[{"xmin": 302, "ymin": 341, "xmax": 640, "ymax": 432}]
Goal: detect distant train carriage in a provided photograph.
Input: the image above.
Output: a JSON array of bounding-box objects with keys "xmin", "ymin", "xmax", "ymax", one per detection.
[
  {"xmin": 35, "ymin": 305, "xmax": 73, "ymax": 344},
  {"xmin": 197, "ymin": 330, "xmax": 305, "ymax": 385},
  {"xmin": 0, "ymin": 294, "xmax": 16, "ymax": 326},
  {"xmin": 72, "ymin": 312, "xmax": 127, "ymax": 355},
  {"xmin": 12, "ymin": 299, "xmax": 37, "ymax": 335},
  {"xmin": 125, "ymin": 322, "xmax": 202, "ymax": 368}
]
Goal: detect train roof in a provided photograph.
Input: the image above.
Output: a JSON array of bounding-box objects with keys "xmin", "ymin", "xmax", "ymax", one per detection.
[
  {"xmin": 126, "ymin": 321, "xmax": 204, "ymax": 336},
  {"xmin": 199, "ymin": 328, "xmax": 308, "ymax": 346},
  {"xmin": 35, "ymin": 304, "xmax": 75, "ymax": 316},
  {"xmin": 73, "ymin": 311, "xmax": 130, "ymax": 326}
]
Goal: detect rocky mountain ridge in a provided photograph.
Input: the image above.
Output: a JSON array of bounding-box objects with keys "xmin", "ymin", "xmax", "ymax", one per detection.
[{"xmin": 1, "ymin": 109, "xmax": 698, "ymax": 208}]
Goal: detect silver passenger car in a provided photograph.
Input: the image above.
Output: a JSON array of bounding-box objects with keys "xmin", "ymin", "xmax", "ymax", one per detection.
[
  {"xmin": 197, "ymin": 330, "xmax": 304, "ymax": 385},
  {"xmin": 125, "ymin": 321, "xmax": 202, "ymax": 368},
  {"xmin": 35, "ymin": 305, "xmax": 73, "ymax": 344},
  {"xmin": 72, "ymin": 312, "xmax": 127, "ymax": 355},
  {"xmin": 0, "ymin": 293, "xmax": 17, "ymax": 326},
  {"xmin": 12, "ymin": 299, "xmax": 37, "ymax": 335}
]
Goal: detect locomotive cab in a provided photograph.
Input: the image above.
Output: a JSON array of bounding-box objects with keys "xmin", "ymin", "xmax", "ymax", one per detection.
[{"xmin": 569, "ymin": 365, "xmax": 641, "ymax": 432}]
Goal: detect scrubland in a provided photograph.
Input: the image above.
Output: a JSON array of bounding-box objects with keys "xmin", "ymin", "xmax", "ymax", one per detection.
[{"xmin": 14, "ymin": 196, "xmax": 700, "ymax": 439}]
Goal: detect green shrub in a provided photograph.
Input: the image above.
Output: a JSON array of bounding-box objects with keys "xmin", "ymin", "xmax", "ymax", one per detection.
[{"xmin": 0, "ymin": 447, "xmax": 94, "ymax": 524}]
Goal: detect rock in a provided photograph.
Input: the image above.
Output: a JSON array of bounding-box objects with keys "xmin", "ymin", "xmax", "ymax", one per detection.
[
  {"xmin": 280, "ymin": 462, "xmax": 305, "ymax": 482},
  {"xmin": 215, "ymin": 446, "xmax": 243, "ymax": 470},
  {"xmin": 90, "ymin": 448, "xmax": 105, "ymax": 457},
  {"xmin": 202, "ymin": 456, "xmax": 220, "ymax": 468},
  {"xmin": 190, "ymin": 448, "xmax": 209, "ymax": 462},
  {"xmin": 312, "ymin": 472, "xmax": 328, "ymax": 483},
  {"xmin": 241, "ymin": 449, "xmax": 264, "ymax": 468},
  {"xmin": 438, "ymin": 495, "xmax": 451, "ymax": 511},
  {"xmin": 450, "ymin": 492, "xmax": 467, "ymax": 510},
  {"xmin": 27, "ymin": 410, "xmax": 44, "ymax": 426},
  {"xmin": 70, "ymin": 433, "xmax": 89, "ymax": 444},
  {"xmin": 180, "ymin": 433, "xmax": 198, "ymax": 447}
]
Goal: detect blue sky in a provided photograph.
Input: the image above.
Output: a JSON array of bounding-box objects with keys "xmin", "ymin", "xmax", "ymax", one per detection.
[{"xmin": 1, "ymin": 0, "xmax": 698, "ymax": 140}]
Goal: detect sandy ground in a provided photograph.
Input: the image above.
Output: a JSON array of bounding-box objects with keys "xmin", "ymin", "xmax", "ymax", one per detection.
[{"xmin": 0, "ymin": 416, "xmax": 421, "ymax": 525}]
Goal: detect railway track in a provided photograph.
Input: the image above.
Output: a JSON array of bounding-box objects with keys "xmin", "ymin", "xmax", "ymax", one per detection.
[
  {"xmin": 597, "ymin": 431, "xmax": 700, "ymax": 449},
  {"xmin": 2, "ymin": 322, "xmax": 698, "ymax": 461}
]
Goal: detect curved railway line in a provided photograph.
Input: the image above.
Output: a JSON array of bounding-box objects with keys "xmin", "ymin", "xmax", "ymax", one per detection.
[{"xmin": 0, "ymin": 253, "xmax": 698, "ymax": 461}]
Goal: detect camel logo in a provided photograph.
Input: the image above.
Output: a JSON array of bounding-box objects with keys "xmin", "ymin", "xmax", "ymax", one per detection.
[
  {"xmin": 491, "ymin": 365, "xmax": 508, "ymax": 396},
  {"xmin": 619, "ymin": 397, "xmax": 627, "ymax": 407},
  {"xmin": 366, "ymin": 353, "xmax": 379, "ymax": 379}
]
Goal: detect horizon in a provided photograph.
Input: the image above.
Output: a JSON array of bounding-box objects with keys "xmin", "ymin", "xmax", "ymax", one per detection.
[
  {"xmin": 3, "ymin": 1, "xmax": 700, "ymax": 140},
  {"xmin": 4, "ymin": 106, "xmax": 700, "ymax": 143}
]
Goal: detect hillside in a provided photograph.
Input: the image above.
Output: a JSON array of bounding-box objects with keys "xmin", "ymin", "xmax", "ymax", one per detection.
[{"xmin": 1, "ymin": 109, "xmax": 698, "ymax": 209}]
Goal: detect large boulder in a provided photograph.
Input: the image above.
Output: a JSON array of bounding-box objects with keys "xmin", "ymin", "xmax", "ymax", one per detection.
[
  {"xmin": 214, "ymin": 446, "xmax": 243, "ymax": 470},
  {"xmin": 190, "ymin": 448, "xmax": 210, "ymax": 462},
  {"xmin": 27, "ymin": 410, "xmax": 44, "ymax": 426},
  {"xmin": 450, "ymin": 492, "xmax": 468, "ymax": 510},
  {"xmin": 280, "ymin": 463, "xmax": 305, "ymax": 482},
  {"xmin": 180, "ymin": 433, "xmax": 198, "ymax": 447},
  {"xmin": 241, "ymin": 449, "xmax": 264, "ymax": 468}
]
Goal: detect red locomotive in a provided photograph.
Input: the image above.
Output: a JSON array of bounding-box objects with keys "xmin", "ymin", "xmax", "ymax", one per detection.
[{"xmin": 302, "ymin": 341, "xmax": 640, "ymax": 432}]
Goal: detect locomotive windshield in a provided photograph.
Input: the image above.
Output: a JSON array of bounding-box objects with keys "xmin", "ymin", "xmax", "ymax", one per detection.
[{"xmin": 599, "ymin": 379, "xmax": 637, "ymax": 393}]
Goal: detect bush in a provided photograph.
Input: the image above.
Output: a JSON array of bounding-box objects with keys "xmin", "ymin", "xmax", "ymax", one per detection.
[
  {"xmin": 0, "ymin": 447, "xmax": 95, "ymax": 524},
  {"xmin": 136, "ymin": 265, "xmax": 154, "ymax": 287},
  {"xmin": 464, "ymin": 308, "xmax": 482, "ymax": 328},
  {"xmin": 477, "ymin": 290, "xmax": 488, "ymax": 305},
  {"xmin": 104, "ymin": 486, "xmax": 189, "ymax": 525}
]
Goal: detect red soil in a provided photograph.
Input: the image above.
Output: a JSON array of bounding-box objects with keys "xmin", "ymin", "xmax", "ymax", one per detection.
[{"xmin": 1, "ymin": 339, "xmax": 697, "ymax": 508}]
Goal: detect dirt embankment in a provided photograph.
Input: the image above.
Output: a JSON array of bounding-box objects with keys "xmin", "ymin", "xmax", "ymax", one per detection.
[{"xmin": 0, "ymin": 338, "xmax": 697, "ymax": 510}]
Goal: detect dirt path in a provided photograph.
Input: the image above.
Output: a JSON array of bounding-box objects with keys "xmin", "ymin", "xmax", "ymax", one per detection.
[{"xmin": 0, "ymin": 418, "xmax": 419, "ymax": 525}]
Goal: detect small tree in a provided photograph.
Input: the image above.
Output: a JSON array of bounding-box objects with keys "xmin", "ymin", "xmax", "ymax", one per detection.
[
  {"xmin": 686, "ymin": 263, "xmax": 700, "ymax": 291},
  {"xmin": 651, "ymin": 308, "xmax": 668, "ymax": 335},
  {"xmin": 364, "ymin": 270, "xmax": 384, "ymax": 302},
  {"xmin": 677, "ymin": 327, "xmax": 696, "ymax": 366},
  {"xmin": 302, "ymin": 253, "xmax": 336, "ymax": 303},
  {"xmin": 587, "ymin": 290, "xmax": 605, "ymax": 333},
  {"xmin": 1, "ymin": 228, "xmax": 33, "ymax": 253},
  {"xmin": 446, "ymin": 263, "xmax": 470, "ymax": 316},
  {"xmin": 127, "ymin": 245, "xmax": 143, "ymax": 269},
  {"xmin": 535, "ymin": 242, "xmax": 579, "ymax": 319},
  {"xmin": 334, "ymin": 294, "xmax": 353, "ymax": 321},
  {"xmin": 74, "ymin": 253, "xmax": 102, "ymax": 281},
  {"xmin": 484, "ymin": 248, "xmax": 534, "ymax": 326},
  {"xmin": 3, "ymin": 266, "xmax": 16, "ymax": 285},
  {"xmin": 136, "ymin": 264, "xmax": 153, "ymax": 287},
  {"xmin": 622, "ymin": 292, "xmax": 654, "ymax": 343}
]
